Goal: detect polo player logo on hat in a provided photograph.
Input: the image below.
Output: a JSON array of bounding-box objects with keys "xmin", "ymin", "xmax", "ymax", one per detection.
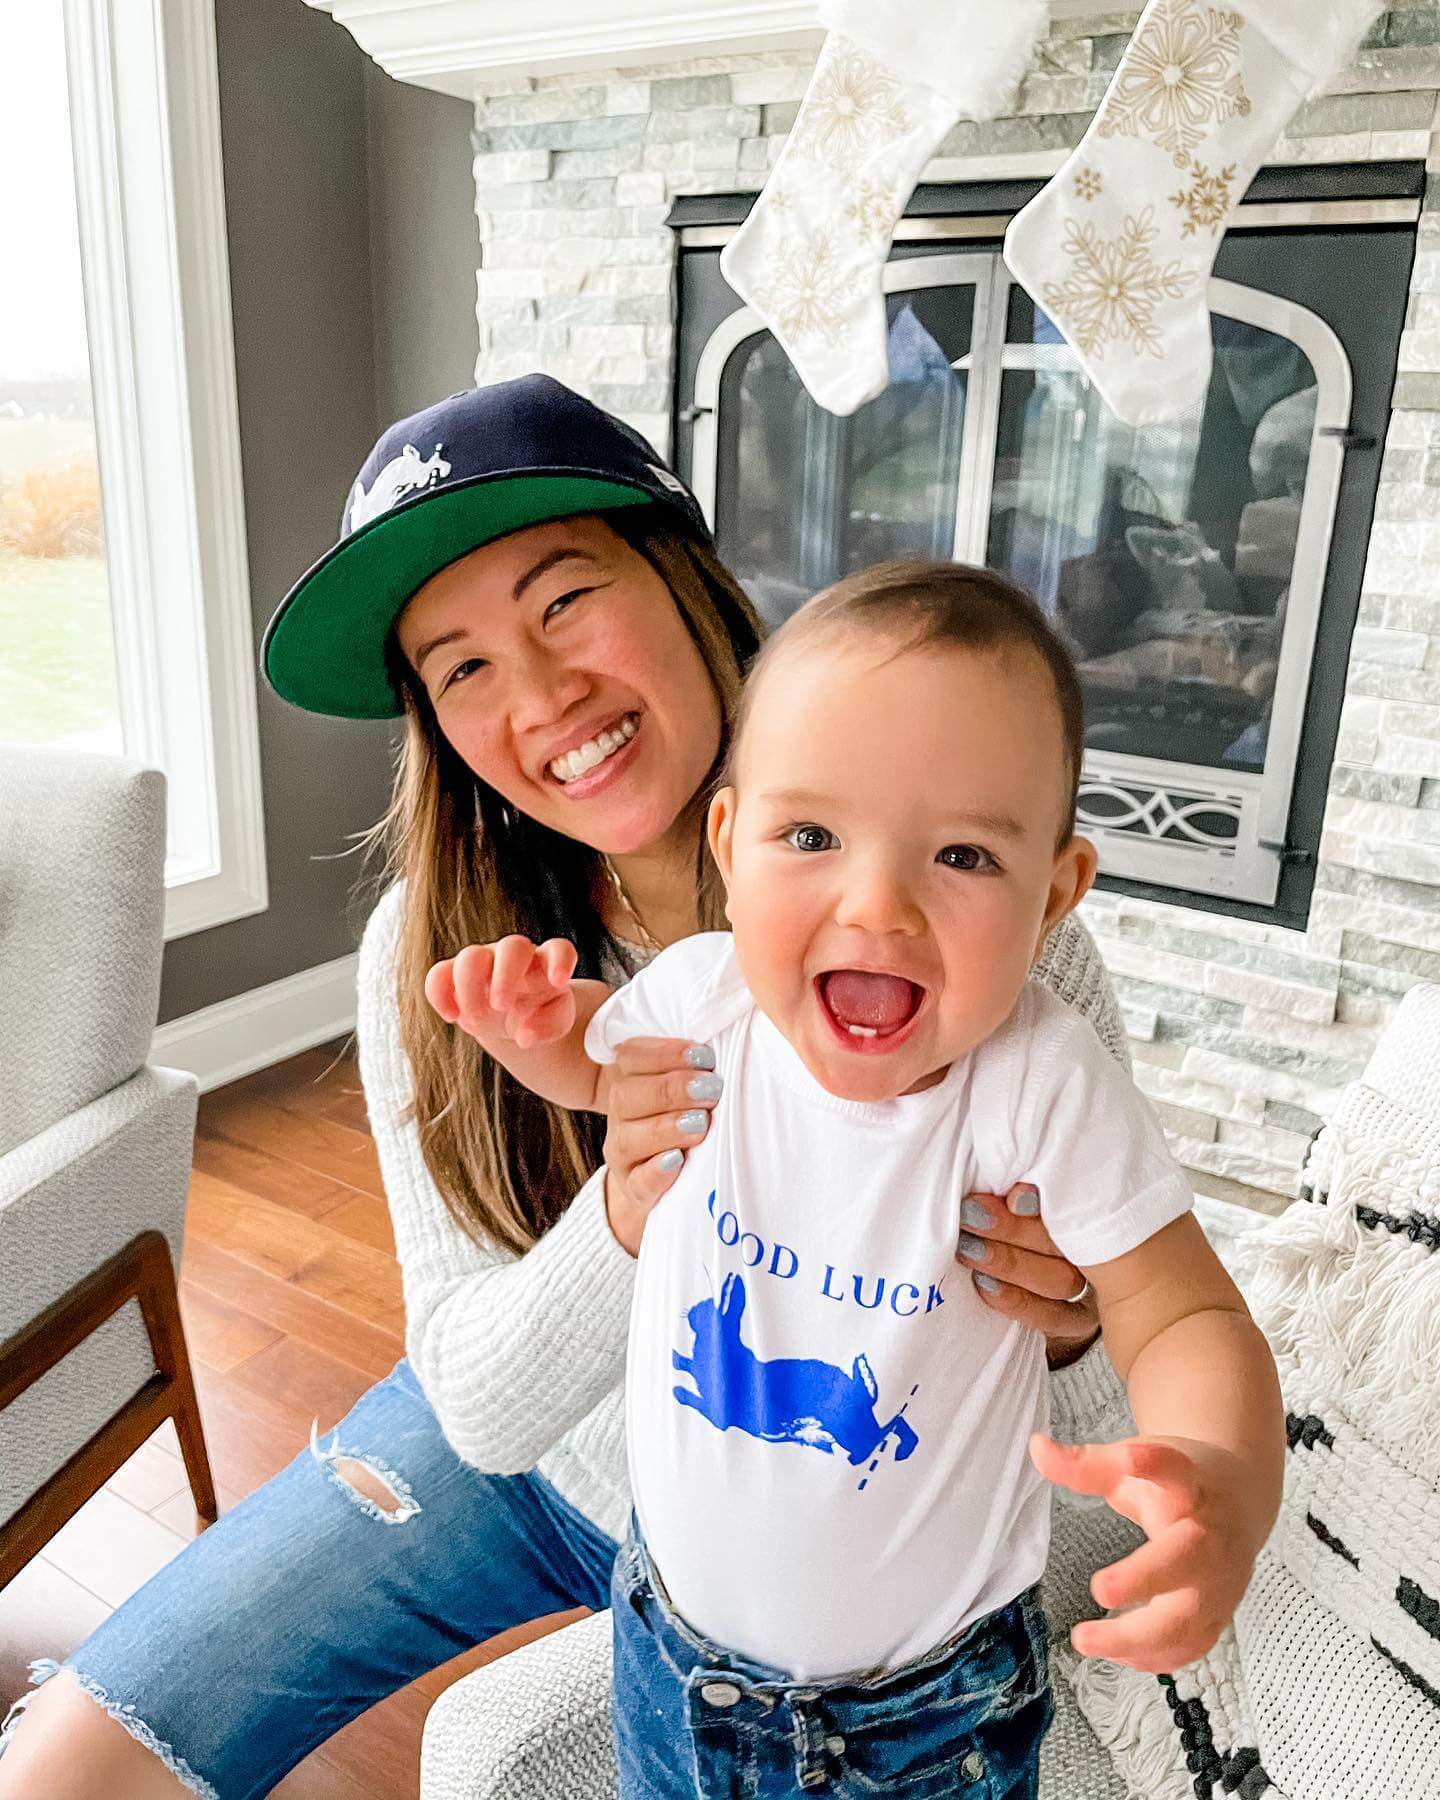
[
  {"xmin": 348, "ymin": 443, "xmax": 452, "ymax": 534},
  {"xmin": 647, "ymin": 464, "xmax": 690, "ymax": 497}
]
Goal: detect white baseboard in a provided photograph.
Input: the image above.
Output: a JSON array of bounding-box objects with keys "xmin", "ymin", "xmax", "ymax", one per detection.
[{"xmin": 152, "ymin": 952, "xmax": 360, "ymax": 1093}]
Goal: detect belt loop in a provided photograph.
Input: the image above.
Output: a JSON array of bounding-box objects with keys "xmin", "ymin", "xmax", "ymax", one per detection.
[{"xmin": 788, "ymin": 1691, "xmax": 830, "ymax": 1790}]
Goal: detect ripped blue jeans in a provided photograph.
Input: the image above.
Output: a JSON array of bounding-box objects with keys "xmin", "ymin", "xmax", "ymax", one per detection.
[
  {"xmin": 0, "ymin": 1361, "xmax": 619, "ymax": 1800},
  {"xmin": 612, "ymin": 1531, "xmax": 1052, "ymax": 1799}
]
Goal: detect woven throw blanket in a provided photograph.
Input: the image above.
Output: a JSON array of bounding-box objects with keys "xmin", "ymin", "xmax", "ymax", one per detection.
[{"xmin": 1060, "ymin": 1053, "xmax": 1440, "ymax": 1799}]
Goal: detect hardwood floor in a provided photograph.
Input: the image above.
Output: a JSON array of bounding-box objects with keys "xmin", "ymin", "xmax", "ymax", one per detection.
[{"xmin": 0, "ymin": 1042, "xmax": 570, "ymax": 1798}]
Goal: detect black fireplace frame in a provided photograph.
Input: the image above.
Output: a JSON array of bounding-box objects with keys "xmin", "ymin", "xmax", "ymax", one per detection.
[{"xmin": 668, "ymin": 162, "xmax": 1421, "ymax": 931}]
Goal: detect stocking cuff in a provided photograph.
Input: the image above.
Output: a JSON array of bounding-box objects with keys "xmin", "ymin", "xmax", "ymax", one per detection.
[
  {"xmin": 1233, "ymin": 0, "xmax": 1382, "ymax": 91},
  {"xmin": 817, "ymin": 0, "xmax": 1049, "ymax": 119}
]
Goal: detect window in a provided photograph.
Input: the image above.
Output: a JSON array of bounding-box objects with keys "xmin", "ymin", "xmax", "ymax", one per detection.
[
  {"xmin": 1, "ymin": 1, "xmax": 267, "ymax": 940},
  {"xmin": 0, "ymin": 10, "xmax": 120, "ymax": 755}
]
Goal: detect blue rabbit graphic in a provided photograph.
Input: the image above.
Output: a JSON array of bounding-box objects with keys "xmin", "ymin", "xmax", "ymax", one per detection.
[{"xmin": 672, "ymin": 1274, "xmax": 919, "ymax": 1466}]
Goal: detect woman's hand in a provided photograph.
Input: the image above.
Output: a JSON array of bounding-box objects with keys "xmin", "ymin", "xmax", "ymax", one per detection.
[
  {"xmin": 956, "ymin": 1183, "xmax": 1101, "ymax": 1368},
  {"xmin": 602, "ymin": 1038, "xmax": 723, "ymax": 1257},
  {"xmin": 1030, "ymin": 1434, "xmax": 1258, "ymax": 1673}
]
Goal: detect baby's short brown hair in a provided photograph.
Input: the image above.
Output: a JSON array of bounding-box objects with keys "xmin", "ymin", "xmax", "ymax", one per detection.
[{"xmin": 728, "ymin": 560, "xmax": 1085, "ymax": 846}]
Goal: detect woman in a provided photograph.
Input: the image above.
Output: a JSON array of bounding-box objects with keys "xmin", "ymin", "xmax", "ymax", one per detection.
[{"xmin": 0, "ymin": 378, "xmax": 1126, "ymax": 1800}]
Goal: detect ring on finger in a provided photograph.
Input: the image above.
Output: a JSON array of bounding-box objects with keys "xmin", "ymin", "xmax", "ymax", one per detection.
[{"xmin": 1062, "ymin": 1276, "xmax": 1092, "ymax": 1306}]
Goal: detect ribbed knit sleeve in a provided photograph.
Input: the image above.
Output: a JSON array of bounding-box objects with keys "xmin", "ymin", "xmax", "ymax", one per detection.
[
  {"xmin": 1048, "ymin": 1334, "xmax": 1135, "ymax": 1451},
  {"xmin": 1032, "ymin": 914, "xmax": 1132, "ymax": 1074},
  {"xmin": 356, "ymin": 884, "xmax": 636, "ymax": 1475}
]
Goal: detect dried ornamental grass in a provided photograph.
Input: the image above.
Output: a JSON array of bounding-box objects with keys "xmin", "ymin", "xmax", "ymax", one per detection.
[{"xmin": 0, "ymin": 457, "xmax": 104, "ymax": 558}]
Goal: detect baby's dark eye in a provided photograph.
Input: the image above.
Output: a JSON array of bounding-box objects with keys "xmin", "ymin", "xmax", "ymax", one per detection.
[
  {"xmin": 938, "ymin": 843, "xmax": 994, "ymax": 873},
  {"xmin": 786, "ymin": 824, "xmax": 837, "ymax": 854}
]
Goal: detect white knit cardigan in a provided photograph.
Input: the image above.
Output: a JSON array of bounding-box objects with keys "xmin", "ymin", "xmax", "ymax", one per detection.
[{"xmin": 354, "ymin": 882, "xmax": 1137, "ymax": 1547}]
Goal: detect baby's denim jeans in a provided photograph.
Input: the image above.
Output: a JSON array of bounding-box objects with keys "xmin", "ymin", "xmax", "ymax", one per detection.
[{"xmin": 611, "ymin": 1528, "xmax": 1053, "ymax": 1799}]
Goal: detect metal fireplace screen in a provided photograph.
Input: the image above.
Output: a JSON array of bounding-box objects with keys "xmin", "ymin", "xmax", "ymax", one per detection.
[{"xmin": 672, "ymin": 172, "xmax": 1416, "ymax": 928}]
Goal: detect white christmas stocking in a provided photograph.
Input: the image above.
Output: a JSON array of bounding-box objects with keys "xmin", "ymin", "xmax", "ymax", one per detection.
[
  {"xmin": 721, "ymin": 2, "xmax": 1050, "ymax": 417},
  {"xmin": 1004, "ymin": 0, "xmax": 1382, "ymax": 427}
]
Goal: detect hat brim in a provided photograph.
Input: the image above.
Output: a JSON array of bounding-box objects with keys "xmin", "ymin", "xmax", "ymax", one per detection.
[{"xmin": 263, "ymin": 471, "xmax": 660, "ymax": 720}]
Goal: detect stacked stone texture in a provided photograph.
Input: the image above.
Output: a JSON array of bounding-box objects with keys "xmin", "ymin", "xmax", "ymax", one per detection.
[{"xmin": 470, "ymin": 4, "xmax": 1440, "ymax": 1203}]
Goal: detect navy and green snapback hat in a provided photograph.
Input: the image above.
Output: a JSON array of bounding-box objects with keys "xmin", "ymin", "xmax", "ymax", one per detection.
[{"xmin": 262, "ymin": 375, "xmax": 713, "ymax": 719}]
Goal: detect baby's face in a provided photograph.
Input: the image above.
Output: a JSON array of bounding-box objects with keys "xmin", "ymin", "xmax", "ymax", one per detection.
[{"xmin": 709, "ymin": 633, "xmax": 1096, "ymax": 1104}]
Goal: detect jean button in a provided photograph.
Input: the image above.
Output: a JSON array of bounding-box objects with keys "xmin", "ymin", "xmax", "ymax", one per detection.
[
  {"xmin": 700, "ymin": 1681, "xmax": 742, "ymax": 1708},
  {"xmin": 963, "ymin": 1750, "xmax": 985, "ymax": 1781},
  {"xmin": 825, "ymin": 1735, "xmax": 846, "ymax": 1755}
]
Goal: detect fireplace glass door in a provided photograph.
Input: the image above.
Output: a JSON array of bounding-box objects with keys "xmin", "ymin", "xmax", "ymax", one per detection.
[
  {"xmin": 703, "ymin": 255, "xmax": 988, "ymax": 629},
  {"xmin": 689, "ymin": 250, "xmax": 1352, "ymax": 912}
]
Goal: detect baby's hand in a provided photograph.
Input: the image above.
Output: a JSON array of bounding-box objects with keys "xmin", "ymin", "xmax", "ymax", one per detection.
[
  {"xmin": 1030, "ymin": 1432, "xmax": 1259, "ymax": 1674},
  {"xmin": 426, "ymin": 935, "xmax": 579, "ymax": 1051}
]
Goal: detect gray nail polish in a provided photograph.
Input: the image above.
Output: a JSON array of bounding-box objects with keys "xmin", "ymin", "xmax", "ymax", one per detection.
[
  {"xmin": 687, "ymin": 1073, "xmax": 724, "ymax": 1102},
  {"xmin": 960, "ymin": 1199, "xmax": 993, "ymax": 1231},
  {"xmin": 676, "ymin": 1110, "xmax": 708, "ymax": 1136},
  {"xmin": 957, "ymin": 1231, "xmax": 989, "ymax": 1262},
  {"xmin": 656, "ymin": 1149, "xmax": 684, "ymax": 1173},
  {"xmin": 684, "ymin": 1045, "xmax": 717, "ymax": 1071},
  {"xmin": 974, "ymin": 1272, "xmax": 1001, "ymax": 1295},
  {"xmin": 1010, "ymin": 1185, "xmax": 1041, "ymax": 1217}
]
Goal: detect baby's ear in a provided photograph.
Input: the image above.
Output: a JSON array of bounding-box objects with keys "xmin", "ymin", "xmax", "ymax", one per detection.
[
  {"xmin": 707, "ymin": 787, "xmax": 737, "ymax": 898},
  {"xmin": 1036, "ymin": 834, "xmax": 1098, "ymax": 954}
]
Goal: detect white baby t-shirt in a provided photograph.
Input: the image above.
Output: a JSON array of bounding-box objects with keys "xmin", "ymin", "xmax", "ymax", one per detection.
[{"xmin": 586, "ymin": 933, "xmax": 1193, "ymax": 1681}]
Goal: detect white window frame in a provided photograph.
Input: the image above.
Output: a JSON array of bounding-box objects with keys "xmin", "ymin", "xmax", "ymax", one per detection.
[{"xmin": 63, "ymin": 0, "xmax": 267, "ymax": 940}]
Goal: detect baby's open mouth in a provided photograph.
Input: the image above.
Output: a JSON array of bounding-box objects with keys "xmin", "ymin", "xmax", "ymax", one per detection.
[{"xmin": 817, "ymin": 970, "xmax": 925, "ymax": 1044}]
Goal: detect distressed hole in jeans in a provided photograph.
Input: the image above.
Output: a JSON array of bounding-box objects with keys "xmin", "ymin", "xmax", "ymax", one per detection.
[{"xmin": 309, "ymin": 1421, "xmax": 421, "ymax": 1525}]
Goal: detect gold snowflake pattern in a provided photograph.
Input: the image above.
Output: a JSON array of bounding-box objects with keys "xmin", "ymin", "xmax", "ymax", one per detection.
[
  {"xmin": 1170, "ymin": 157, "xmax": 1237, "ymax": 235},
  {"xmin": 1096, "ymin": 0, "xmax": 1251, "ymax": 169},
  {"xmin": 845, "ymin": 179, "xmax": 904, "ymax": 245},
  {"xmin": 1074, "ymin": 166, "xmax": 1103, "ymax": 202},
  {"xmin": 792, "ymin": 44, "xmax": 915, "ymax": 174},
  {"xmin": 1042, "ymin": 208, "xmax": 1197, "ymax": 360},
  {"xmin": 757, "ymin": 231, "xmax": 855, "ymax": 347}
]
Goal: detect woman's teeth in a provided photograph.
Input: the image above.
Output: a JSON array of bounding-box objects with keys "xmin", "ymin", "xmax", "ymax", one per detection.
[{"xmin": 549, "ymin": 715, "xmax": 638, "ymax": 785}]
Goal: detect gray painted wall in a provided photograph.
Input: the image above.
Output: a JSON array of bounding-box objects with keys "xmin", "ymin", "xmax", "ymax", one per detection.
[
  {"xmin": 158, "ymin": 0, "xmax": 479, "ymax": 1023},
  {"xmin": 366, "ymin": 62, "xmax": 480, "ymax": 427}
]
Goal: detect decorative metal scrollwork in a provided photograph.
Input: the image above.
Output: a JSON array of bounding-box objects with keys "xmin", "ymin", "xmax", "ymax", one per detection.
[{"xmin": 1078, "ymin": 777, "xmax": 1243, "ymax": 851}]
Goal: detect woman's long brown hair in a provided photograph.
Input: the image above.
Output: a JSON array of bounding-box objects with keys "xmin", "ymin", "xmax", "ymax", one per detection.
[{"xmin": 371, "ymin": 510, "xmax": 761, "ymax": 1256}]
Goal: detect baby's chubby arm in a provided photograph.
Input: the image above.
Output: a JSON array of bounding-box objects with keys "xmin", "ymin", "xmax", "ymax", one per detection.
[
  {"xmin": 1033, "ymin": 1216, "xmax": 1284, "ymax": 1674},
  {"xmin": 425, "ymin": 936, "xmax": 614, "ymax": 1113}
]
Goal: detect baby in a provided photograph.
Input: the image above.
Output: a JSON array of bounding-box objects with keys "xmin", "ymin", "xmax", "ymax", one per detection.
[{"xmin": 429, "ymin": 561, "xmax": 1283, "ymax": 1799}]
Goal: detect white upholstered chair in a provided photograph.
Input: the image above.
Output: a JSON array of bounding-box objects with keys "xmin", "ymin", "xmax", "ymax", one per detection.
[{"xmin": 0, "ymin": 745, "xmax": 214, "ymax": 1586}]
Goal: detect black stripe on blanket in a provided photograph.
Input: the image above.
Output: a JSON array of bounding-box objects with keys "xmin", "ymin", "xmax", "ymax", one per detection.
[
  {"xmin": 1354, "ymin": 1203, "xmax": 1440, "ymax": 1252},
  {"xmin": 1286, "ymin": 1411, "xmax": 1336, "ymax": 1451},
  {"xmin": 1157, "ymin": 1676, "xmax": 1272, "ymax": 1797},
  {"xmin": 1306, "ymin": 1511, "xmax": 1360, "ymax": 1568},
  {"xmin": 1372, "ymin": 1638, "xmax": 1440, "ymax": 1711},
  {"xmin": 1398, "ymin": 1576, "xmax": 1440, "ymax": 1643}
]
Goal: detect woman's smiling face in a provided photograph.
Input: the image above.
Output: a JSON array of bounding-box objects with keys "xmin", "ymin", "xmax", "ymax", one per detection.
[{"xmin": 395, "ymin": 515, "xmax": 723, "ymax": 856}]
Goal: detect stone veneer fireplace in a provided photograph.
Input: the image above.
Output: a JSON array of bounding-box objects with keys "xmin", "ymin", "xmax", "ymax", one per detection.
[{"xmin": 318, "ymin": 0, "xmax": 1440, "ymax": 1202}]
